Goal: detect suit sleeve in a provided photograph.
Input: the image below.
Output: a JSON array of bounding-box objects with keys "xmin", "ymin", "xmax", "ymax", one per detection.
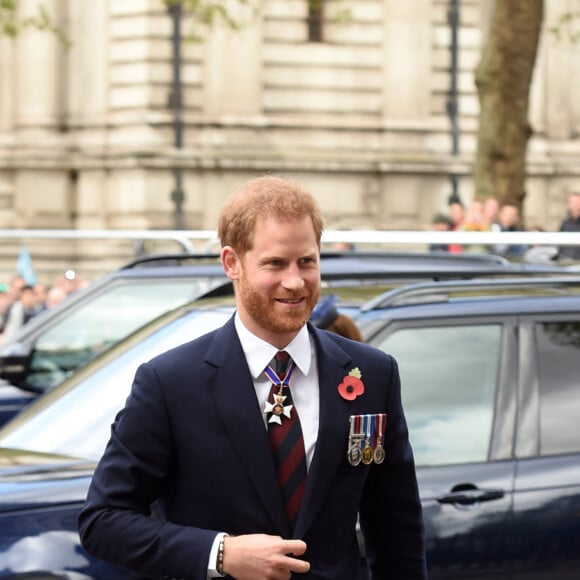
[
  {"xmin": 358, "ymin": 355, "xmax": 428, "ymax": 579},
  {"xmin": 78, "ymin": 362, "xmax": 217, "ymax": 580}
]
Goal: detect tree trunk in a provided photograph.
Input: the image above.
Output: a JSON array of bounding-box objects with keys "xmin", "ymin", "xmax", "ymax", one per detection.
[{"xmin": 474, "ymin": 0, "xmax": 543, "ymax": 210}]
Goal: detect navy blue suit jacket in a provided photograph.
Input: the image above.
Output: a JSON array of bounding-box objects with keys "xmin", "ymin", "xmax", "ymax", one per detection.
[{"xmin": 79, "ymin": 317, "xmax": 426, "ymax": 579}]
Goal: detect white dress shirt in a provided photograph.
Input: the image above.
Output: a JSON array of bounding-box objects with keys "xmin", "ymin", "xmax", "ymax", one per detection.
[{"xmin": 207, "ymin": 314, "xmax": 320, "ymax": 578}]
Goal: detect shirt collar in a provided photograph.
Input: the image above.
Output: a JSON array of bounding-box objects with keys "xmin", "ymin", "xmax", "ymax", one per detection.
[{"xmin": 234, "ymin": 312, "xmax": 312, "ymax": 379}]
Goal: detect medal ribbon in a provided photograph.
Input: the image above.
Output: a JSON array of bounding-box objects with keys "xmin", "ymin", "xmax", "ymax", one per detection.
[
  {"xmin": 375, "ymin": 413, "xmax": 386, "ymax": 441},
  {"xmin": 264, "ymin": 359, "xmax": 297, "ymax": 388}
]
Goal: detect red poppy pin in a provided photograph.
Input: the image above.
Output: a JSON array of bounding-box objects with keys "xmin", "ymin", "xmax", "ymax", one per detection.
[{"xmin": 338, "ymin": 367, "xmax": 364, "ymax": 401}]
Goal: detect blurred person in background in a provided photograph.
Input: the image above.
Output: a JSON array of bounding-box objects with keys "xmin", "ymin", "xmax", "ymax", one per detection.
[
  {"xmin": 33, "ymin": 283, "xmax": 48, "ymax": 311},
  {"xmin": 310, "ymin": 294, "xmax": 364, "ymax": 342},
  {"xmin": 558, "ymin": 191, "xmax": 580, "ymax": 260},
  {"xmin": 7, "ymin": 274, "xmax": 26, "ymax": 303},
  {"xmin": 492, "ymin": 203, "xmax": 527, "ymax": 258},
  {"xmin": 447, "ymin": 195, "xmax": 465, "ymax": 254},
  {"xmin": 429, "ymin": 212, "xmax": 452, "ymax": 253},
  {"xmin": 483, "ymin": 196, "xmax": 500, "ymax": 231},
  {"xmin": 461, "ymin": 199, "xmax": 488, "ymax": 232},
  {"xmin": 0, "ymin": 276, "xmax": 25, "ymax": 344},
  {"xmin": 0, "ymin": 284, "xmax": 10, "ymax": 340},
  {"xmin": 52, "ymin": 269, "xmax": 80, "ymax": 295},
  {"xmin": 461, "ymin": 199, "xmax": 493, "ymax": 253},
  {"xmin": 45, "ymin": 285, "xmax": 69, "ymax": 308},
  {"xmin": 45, "ymin": 269, "xmax": 90, "ymax": 308},
  {"xmin": 1, "ymin": 284, "xmax": 45, "ymax": 344}
]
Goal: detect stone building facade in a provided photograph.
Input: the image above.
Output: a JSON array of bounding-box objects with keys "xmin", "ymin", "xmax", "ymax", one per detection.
[{"xmin": 1, "ymin": 0, "xmax": 580, "ymax": 281}]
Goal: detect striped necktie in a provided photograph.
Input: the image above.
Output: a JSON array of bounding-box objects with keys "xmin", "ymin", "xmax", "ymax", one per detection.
[{"xmin": 265, "ymin": 351, "xmax": 307, "ymax": 530}]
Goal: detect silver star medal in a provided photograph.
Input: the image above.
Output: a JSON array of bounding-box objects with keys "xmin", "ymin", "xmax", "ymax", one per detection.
[{"xmin": 264, "ymin": 390, "xmax": 293, "ymax": 425}]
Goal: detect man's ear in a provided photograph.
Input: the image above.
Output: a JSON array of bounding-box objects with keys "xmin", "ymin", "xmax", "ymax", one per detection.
[{"xmin": 221, "ymin": 246, "xmax": 240, "ymax": 280}]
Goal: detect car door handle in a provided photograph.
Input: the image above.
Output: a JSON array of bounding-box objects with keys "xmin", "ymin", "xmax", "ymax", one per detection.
[{"xmin": 436, "ymin": 488, "xmax": 505, "ymax": 506}]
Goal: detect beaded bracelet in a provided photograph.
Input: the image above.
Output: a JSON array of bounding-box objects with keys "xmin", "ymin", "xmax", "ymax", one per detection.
[{"xmin": 217, "ymin": 535, "xmax": 226, "ymax": 576}]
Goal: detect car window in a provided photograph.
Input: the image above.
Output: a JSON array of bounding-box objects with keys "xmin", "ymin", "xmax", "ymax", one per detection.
[
  {"xmin": 25, "ymin": 278, "xmax": 221, "ymax": 390},
  {"xmin": 374, "ymin": 324, "xmax": 502, "ymax": 467},
  {"xmin": 0, "ymin": 308, "xmax": 232, "ymax": 460},
  {"xmin": 536, "ymin": 320, "xmax": 580, "ymax": 455}
]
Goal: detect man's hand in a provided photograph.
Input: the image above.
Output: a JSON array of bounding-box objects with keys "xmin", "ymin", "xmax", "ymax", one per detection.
[{"xmin": 222, "ymin": 533, "xmax": 310, "ymax": 579}]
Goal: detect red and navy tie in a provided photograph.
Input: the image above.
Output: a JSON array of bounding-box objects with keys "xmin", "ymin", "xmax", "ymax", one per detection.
[{"xmin": 266, "ymin": 351, "xmax": 307, "ymax": 530}]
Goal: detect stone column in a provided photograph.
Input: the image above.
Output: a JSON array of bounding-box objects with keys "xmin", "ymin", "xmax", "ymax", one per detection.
[
  {"xmin": 13, "ymin": 0, "xmax": 71, "ymax": 232},
  {"xmin": 202, "ymin": 4, "xmax": 263, "ymax": 116},
  {"xmin": 0, "ymin": 36, "xmax": 14, "ymax": 134},
  {"xmin": 542, "ymin": 0, "xmax": 571, "ymax": 140},
  {"xmin": 66, "ymin": 0, "xmax": 108, "ymax": 141},
  {"xmin": 14, "ymin": 0, "xmax": 62, "ymax": 132},
  {"xmin": 381, "ymin": 0, "xmax": 432, "ymax": 227},
  {"xmin": 382, "ymin": 0, "xmax": 431, "ymax": 121},
  {"xmin": 0, "ymin": 35, "xmax": 16, "ymax": 227},
  {"xmin": 66, "ymin": 0, "xmax": 109, "ymax": 232}
]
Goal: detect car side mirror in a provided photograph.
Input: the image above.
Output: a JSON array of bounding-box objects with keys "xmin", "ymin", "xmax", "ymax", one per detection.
[{"xmin": 0, "ymin": 341, "xmax": 32, "ymax": 388}]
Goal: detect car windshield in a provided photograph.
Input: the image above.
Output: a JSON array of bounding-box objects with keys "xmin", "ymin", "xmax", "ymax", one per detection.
[
  {"xmin": 0, "ymin": 307, "xmax": 233, "ymax": 460},
  {"xmin": 22, "ymin": 277, "xmax": 225, "ymax": 390}
]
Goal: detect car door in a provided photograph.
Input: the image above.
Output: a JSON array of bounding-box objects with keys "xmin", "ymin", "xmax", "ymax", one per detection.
[
  {"xmin": 511, "ymin": 316, "xmax": 580, "ymax": 580},
  {"xmin": 369, "ymin": 317, "xmax": 517, "ymax": 579}
]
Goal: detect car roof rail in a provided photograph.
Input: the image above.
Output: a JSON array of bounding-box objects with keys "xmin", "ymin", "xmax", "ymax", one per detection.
[
  {"xmin": 319, "ymin": 250, "xmax": 510, "ymax": 265},
  {"xmin": 119, "ymin": 249, "xmax": 571, "ymax": 284},
  {"xmin": 120, "ymin": 250, "xmax": 514, "ymax": 270},
  {"xmin": 360, "ymin": 275, "xmax": 580, "ymax": 311},
  {"xmin": 120, "ymin": 253, "xmax": 222, "ymax": 269}
]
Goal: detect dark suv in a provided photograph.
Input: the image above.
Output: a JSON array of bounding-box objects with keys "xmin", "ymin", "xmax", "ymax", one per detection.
[
  {"xmin": 0, "ymin": 250, "xmax": 550, "ymax": 425},
  {"xmin": 0, "ymin": 273, "xmax": 578, "ymax": 578},
  {"xmin": 354, "ymin": 276, "xmax": 580, "ymax": 579}
]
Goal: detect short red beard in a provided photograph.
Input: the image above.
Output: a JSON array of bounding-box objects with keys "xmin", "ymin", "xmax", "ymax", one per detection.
[{"xmin": 238, "ymin": 272, "xmax": 319, "ymax": 335}]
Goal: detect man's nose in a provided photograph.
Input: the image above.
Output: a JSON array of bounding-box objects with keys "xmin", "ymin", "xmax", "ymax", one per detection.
[{"xmin": 281, "ymin": 265, "xmax": 305, "ymax": 290}]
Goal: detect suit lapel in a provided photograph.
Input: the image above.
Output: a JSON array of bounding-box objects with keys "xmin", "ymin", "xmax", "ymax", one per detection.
[
  {"xmin": 205, "ymin": 318, "xmax": 289, "ymax": 535},
  {"xmin": 295, "ymin": 327, "xmax": 354, "ymax": 537}
]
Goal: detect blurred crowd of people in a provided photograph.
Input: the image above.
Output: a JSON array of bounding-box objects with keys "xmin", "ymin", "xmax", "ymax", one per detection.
[
  {"xmin": 0, "ymin": 269, "xmax": 88, "ymax": 345},
  {"xmin": 430, "ymin": 190, "xmax": 580, "ymax": 261}
]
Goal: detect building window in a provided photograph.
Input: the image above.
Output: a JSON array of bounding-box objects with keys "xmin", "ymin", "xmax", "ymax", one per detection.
[{"xmin": 307, "ymin": 1, "xmax": 324, "ymax": 43}]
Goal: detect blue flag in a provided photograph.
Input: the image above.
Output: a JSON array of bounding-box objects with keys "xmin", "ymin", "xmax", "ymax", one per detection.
[{"xmin": 16, "ymin": 246, "xmax": 37, "ymax": 286}]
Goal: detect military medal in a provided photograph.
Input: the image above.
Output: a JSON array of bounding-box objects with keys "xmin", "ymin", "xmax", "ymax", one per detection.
[
  {"xmin": 264, "ymin": 359, "xmax": 297, "ymax": 425},
  {"xmin": 373, "ymin": 442, "xmax": 385, "ymax": 464},
  {"xmin": 361, "ymin": 415, "xmax": 374, "ymax": 465},
  {"xmin": 373, "ymin": 413, "xmax": 386, "ymax": 464},
  {"xmin": 362, "ymin": 444, "xmax": 374, "ymax": 465},
  {"xmin": 264, "ymin": 390, "xmax": 293, "ymax": 424},
  {"xmin": 347, "ymin": 415, "xmax": 363, "ymax": 466},
  {"xmin": 348, "ymin": 441, "xmax": 363, "ymax": 466}
]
